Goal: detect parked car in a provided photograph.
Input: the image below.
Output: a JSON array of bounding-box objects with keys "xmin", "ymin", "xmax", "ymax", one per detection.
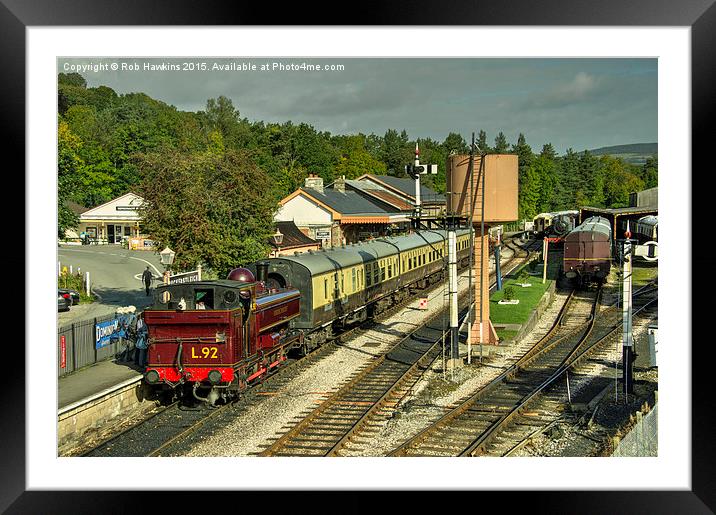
[
  {"xmin": 58, "ymin": 291, "xmax": 71, "ymax": 312},
  {"xmin": 58, "ymin": 288, "xmax": 81, "ymax": 305}
]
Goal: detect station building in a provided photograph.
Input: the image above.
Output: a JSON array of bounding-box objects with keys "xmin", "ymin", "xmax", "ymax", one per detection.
[
  {"xmin": 275, "ymin": 174, "xmax": 423, "ymax": 247},
  {"xmin": 75, "ymin": 192, "xmax": 147, "ymax": 244}
]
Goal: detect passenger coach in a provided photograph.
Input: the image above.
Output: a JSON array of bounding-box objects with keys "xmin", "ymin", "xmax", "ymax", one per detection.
[{"xmin": 251, "ymin": 229, "xmax": 472, "ymax": 349}]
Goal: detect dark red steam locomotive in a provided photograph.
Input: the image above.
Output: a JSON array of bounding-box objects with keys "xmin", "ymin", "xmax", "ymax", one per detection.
[{"xmin": 143, "ymin": 264, "xmax": 302, "ymax": 404}]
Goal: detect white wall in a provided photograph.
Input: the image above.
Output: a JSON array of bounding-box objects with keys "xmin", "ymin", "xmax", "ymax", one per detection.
[{"xmin": 275, "ymin": 194, "xmax": 333, "ymax": 226}]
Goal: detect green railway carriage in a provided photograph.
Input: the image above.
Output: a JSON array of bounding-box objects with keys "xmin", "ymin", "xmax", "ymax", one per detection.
[{"xmin": 250, "ymin": 229, "xmax": 472, "ymax": 346}]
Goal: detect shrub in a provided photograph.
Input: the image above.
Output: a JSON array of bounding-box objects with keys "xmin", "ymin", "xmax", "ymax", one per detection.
[{"xmin": 503, "ymin": 286, "xmax": 515, "ymax": 301}]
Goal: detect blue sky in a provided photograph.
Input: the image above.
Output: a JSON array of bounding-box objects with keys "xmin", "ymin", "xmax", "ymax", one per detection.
[{"xmin": 62, "ymin": 57, "xmax": 657, "ymax": 154}]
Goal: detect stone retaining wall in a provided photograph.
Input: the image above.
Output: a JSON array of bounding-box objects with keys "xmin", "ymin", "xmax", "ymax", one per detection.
[{"xmin": 58, "ymin": 379, "xmax": 152, "ymax": 452}]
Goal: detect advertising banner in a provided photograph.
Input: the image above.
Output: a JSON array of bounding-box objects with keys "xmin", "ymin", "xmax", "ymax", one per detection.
[{"xmin": 95, "ymin": 317, "xmax": 128, "ymax": 349}]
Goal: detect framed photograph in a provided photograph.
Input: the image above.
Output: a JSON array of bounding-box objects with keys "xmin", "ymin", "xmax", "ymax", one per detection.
[{"xmin": 9, "ymin": 0, "xmax": 709, "ymax": 512}]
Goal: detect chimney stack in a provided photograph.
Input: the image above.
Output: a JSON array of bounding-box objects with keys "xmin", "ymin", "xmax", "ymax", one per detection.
[
  {"xmin": 334, "ymin": 175, "xmax": 346, "ymax": 193},
  {"xmin": 304, "ymin": 173, "xmax": 324, "ymax": 193}
]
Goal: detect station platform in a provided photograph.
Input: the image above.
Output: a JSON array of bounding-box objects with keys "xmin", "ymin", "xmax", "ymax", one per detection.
[{"xmin": 58, "ymin": 359, "xmax": 143, "ymax": 411}]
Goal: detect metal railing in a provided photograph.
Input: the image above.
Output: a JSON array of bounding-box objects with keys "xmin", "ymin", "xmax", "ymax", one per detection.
[{"xmin": 57, "ymin": 313, "xmax": 136, "ymax": 378}]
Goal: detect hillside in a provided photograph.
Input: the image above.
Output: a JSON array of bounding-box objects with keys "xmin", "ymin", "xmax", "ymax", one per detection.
[{"xmin": 589, "ymin": 143, "xmax": 657, "ymax": 166}]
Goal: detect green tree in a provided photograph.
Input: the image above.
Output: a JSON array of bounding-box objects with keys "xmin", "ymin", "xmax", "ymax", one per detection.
[
  {"xmin": 58, "ymin": 72, "xmax": 87, "ymax": 88},
  {"xmin": 380, "ymin": 129, "xmax": 412, "ymax": 177},
  {"xmin": 335, "ymin": 135, "xmax": 388, "ymax": 179},
  {"xmin": 57, "ymin": 120, "xmax": 82, "ymax": 235},
  {"xmin": 639, "ymin": 156, "xmax": 658, "ymax": 189},
  {"xmin": 135, "ymin": 148, "xmax": 277, "ymax": 276},
  {"xmin": 477, "ymin": 130, "xmax": 492, "ymax": 154},
  {"xmin": 493, "ymin": 131, "xmax": 509, "ymax": 153}
]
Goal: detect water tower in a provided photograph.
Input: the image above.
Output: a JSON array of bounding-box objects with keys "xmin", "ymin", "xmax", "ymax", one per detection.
[{"xmin": 447, "ymin": 153, "xmax": 518, "ymax": 350}]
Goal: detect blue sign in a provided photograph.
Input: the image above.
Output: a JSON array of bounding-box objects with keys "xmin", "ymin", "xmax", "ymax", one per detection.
[{"xmin": 96, "ymin": 317, "xmax": 128, "ymax": 349}]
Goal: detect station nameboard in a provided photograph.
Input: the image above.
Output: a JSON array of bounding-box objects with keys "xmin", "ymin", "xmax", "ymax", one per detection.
[{"xmin": 169, "ymin": 270, "xmax": 201, "ymax": 285}]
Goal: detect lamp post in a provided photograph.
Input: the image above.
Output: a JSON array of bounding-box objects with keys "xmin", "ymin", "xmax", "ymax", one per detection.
[
  {"xmin": 272, "ymin": 228, "xmax": 283, "ymax": 257},
  {"xmin": 159, "ymin": 246, "xmax": 175, "ymax": 285}
]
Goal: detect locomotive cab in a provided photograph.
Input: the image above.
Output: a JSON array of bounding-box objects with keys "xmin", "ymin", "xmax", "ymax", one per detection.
[{"xmin": 143, "ymin": 276, "xmax": 301, "ymax": 404}]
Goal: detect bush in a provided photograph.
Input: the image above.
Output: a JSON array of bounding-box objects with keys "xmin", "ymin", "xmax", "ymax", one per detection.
[
  {"xmin": 59, "ymin": 270, "xmax": 94, "ymax": 303},
  {"xmin": 503, "ymin": 286, "xmax": 515, "ymax": 301}
]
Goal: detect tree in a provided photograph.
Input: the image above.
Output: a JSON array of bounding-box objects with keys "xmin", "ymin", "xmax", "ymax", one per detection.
[
  {"xmin": 203, "ymin": 96, "xmax": 240, "ymax": 142},
  {"xmin": 477, "ymin": 130, "xmax": 492, "ymax": 154},
  {"xmin": 493, "ymin": 131, "xmax": 509, "ymax": 154},
  {"xmin": 136, "ymin": 148, "xmax": 277, "ymax": 277},
  {"xmin": 379, "ymin": 129, "xmax": 412, "ymax": 177},
  {"xmin": 57, "ymin": 120, "xmax": 82, "ymax": 235},
  {"xmin": 639, "ymin": 156, "xmax": 658, "ymax": 189},
  {"xmin": 58, "ymin": 72, "xmax": 87, "ymax": 88},
  {"xmin": 335, "ymin": 135, "xmax": 387, "ymax": 180}
]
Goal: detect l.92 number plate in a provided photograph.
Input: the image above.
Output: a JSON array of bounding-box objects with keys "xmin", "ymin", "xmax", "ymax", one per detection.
[{"xmin": 191, "ymin": 346, "xmax": 218, "ymax": 359}]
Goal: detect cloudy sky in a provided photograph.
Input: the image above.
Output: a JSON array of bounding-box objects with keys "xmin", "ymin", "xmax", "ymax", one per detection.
[{"xmin": 60, "ymin": 57, "xmax": 657, "ymax": 154}]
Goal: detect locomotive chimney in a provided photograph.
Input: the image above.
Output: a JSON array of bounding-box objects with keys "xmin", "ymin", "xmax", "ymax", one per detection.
[{"xmin": 256, "ymin": 261, "xmax": 269, "ymax": 284}]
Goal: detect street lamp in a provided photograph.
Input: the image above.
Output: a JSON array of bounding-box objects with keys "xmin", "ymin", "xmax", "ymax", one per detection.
[
  {"xmin": 159, "ymin": 246, "xmax": 176, "ymax": 284},
  {"xmin": 272, "ymin": 228, "xmax": 283, "ymax": 257}
]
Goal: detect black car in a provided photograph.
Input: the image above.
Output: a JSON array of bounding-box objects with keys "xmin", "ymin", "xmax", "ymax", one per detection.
[
  {"xmin": 58, "ymin": 288, "xmax": 81, "ymax": 305},
  {"xmin": 58, "ymin": 291, "xmax": 71, "ymax": 312}
]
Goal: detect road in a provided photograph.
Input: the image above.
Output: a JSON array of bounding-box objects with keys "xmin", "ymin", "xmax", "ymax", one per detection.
[{"xmin": 57, "ymin": 245, "xmax": 166, "ymax": 325}]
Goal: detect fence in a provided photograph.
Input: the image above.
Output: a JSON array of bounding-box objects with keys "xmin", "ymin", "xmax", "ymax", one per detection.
[
  {"xmin": 57, "ymin": 313, "xmax": 136, "ymax": 378},
  {"xmin": 611, "ymin": 402, "xmax": 658, "ymax": 457}
]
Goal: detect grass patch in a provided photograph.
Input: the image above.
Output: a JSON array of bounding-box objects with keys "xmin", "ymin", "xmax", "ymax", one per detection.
[
  {"xmin": 58, "ymin": 272, "xmax": 95, "ymax": 303},
  {"xmin": 495, "ymin": 329, "xmax": 519, "ymax": 342},
  {"xmin": 491, "ymin": 276, "xmax": 552, "ymax": 326},
  {"xmin": 632, "ymin": 265, "xmax": 658, "ymax": 286}
]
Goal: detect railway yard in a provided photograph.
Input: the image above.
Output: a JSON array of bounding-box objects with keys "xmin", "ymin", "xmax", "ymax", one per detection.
[{"xmin": 66, "ymin": 233, "xmax": 658, "ymax": 459}]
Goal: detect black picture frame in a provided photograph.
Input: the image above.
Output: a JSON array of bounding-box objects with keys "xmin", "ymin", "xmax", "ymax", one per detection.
[{"xmin": 6, "ymin": 1, "xmax": 710, "ymax": 512}]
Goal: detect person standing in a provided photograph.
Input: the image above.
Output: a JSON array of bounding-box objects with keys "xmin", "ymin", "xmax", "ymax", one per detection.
[
  {"xmin": 134, "ymin": 313, "xmax": 149, "ymax": 369},
  {"xmin": 142, "ymin": 266, "xmax": 153, "ymax": 296}
]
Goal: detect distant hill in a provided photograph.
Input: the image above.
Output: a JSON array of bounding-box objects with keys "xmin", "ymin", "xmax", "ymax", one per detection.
[{"xmin": 589, "ymin": 143, "xmax": 657, "ymax": 166}]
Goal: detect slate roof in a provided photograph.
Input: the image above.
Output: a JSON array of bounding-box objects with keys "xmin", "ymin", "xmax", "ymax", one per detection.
[
  {"xmin": 270, "ymin": 221, "xmax": 318, "ymax": 249},
  {"xmin": 303, "ymin": 187, "xmax": 399, "ymax": 215},
  {"xmin": 344, "ymin": 180, "xmax": 415, "ymax": 211},
  {"xmin": 361, "ymin": 175, "xmax": 445, "ymax": 204}
]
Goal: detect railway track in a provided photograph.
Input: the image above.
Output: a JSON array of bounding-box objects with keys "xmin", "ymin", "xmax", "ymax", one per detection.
[
  {"xmin": 387, "ymin": 285, "xmax": 657, "ymax": 457},
  {"xmin": 255, "ymin": 237, "xmax": 541, "ymax": 457},
  {"xmin": 500, "ymin": 294, "xmax": 658, "ymax": 457},
  {"xmin": 84, "ymin": 235, "xmax": 538, "ymax": 457}
]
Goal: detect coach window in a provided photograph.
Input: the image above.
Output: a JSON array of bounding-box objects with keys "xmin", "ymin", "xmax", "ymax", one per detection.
[
  {"xmin": 352, "ymin": 268, "xmax": 357, "ymax": 291},
  {"xmin": 324, "ymin": 278, "xmax": 328, "ymax": 300},
  {"xmin": 387, "ymin": 263, "xmax": 392, "ymax": 278},
  {"xmin": 381, "ymin": 266, "xmax": 386, "ymax": 282},
  {"xmin": 373, "ymin": 264, "xmax": 380, "ymax": 284}
]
